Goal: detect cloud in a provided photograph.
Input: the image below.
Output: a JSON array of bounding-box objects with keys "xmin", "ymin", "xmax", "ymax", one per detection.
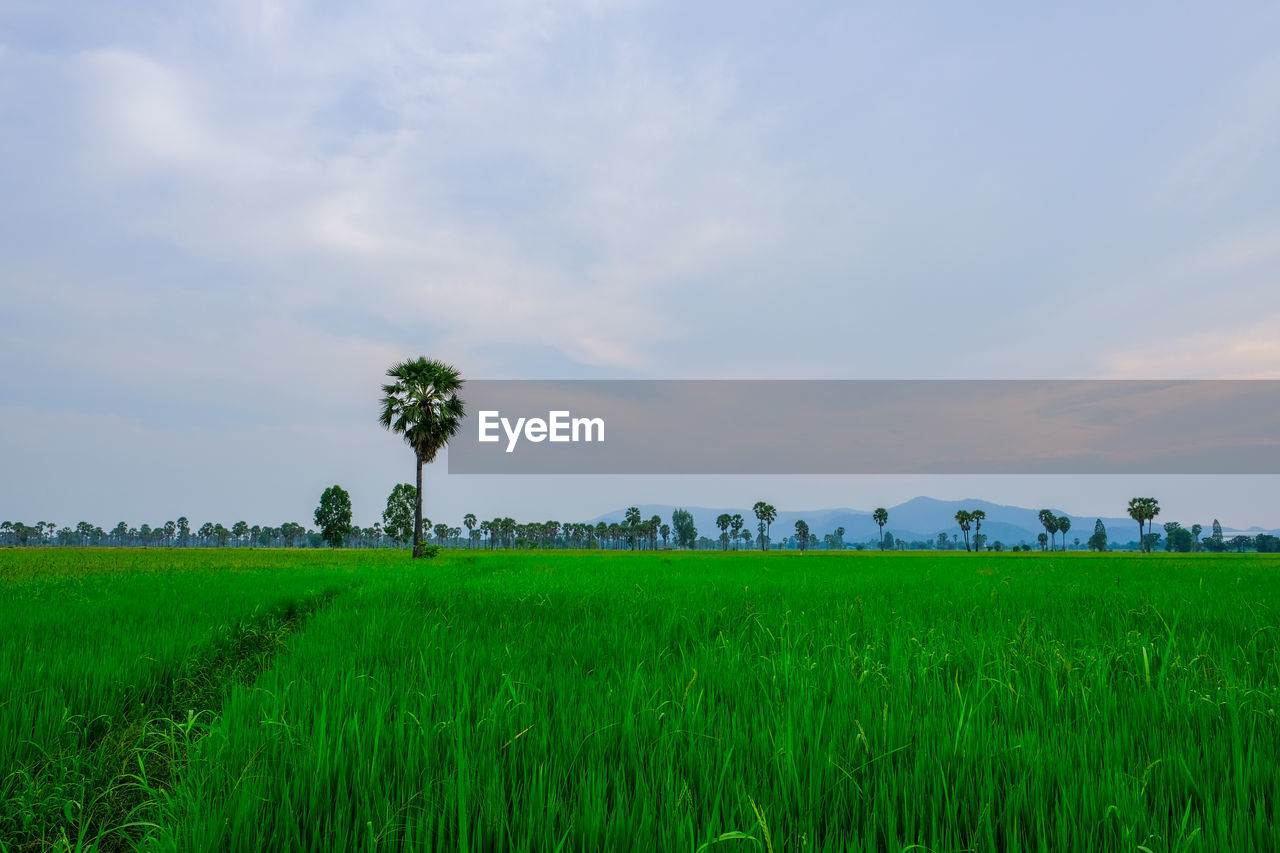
[{"xmin": 1104, "ymin": 317, "xmax": 1280, "ymax": 380}]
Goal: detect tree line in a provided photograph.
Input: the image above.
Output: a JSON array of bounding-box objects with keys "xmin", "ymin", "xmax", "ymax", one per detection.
[{"xmin": 11, "ymin": 493, "xmax": 1275, "ymax": 553}]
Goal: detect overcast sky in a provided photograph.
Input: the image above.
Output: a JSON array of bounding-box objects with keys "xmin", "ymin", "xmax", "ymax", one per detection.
[{"xmin": 3, "ymin": 2, "xmax": 1280, "ymax": 530}]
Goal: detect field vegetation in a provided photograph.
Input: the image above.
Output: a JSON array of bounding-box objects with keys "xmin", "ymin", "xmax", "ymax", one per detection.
[{"xmin": 2, "ymin": 548, "xmax": 1278, "ymax": 851}]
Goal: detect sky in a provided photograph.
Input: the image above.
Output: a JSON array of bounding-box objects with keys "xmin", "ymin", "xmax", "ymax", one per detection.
[{"xmin": 3, "ymin": 2, "xmax": 1280, "ymax": 530}]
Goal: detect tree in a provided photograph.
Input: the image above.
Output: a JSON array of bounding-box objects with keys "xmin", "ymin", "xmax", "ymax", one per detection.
[
  {"xmin": 463, "ymin": 513, "xmax": 477, "ymax": 547},
  {"xmin": 716, "ymin": 513, "xmax": 732, "ymax": 551},
  {"xmin": 232, "ymin": 520, "xmax": 249, "ymax": 546},
  {"xmin": 1057, "ymin": 516, "xmax": 1071, "ymax": 550},
  {"xmin": 1211, "ymin": 519, "xmax": 1223, "ymax": 547},
  {"xmin": 1190, "ymin": 524, "xmax": 1203, "ymax": 553},
  {"xmin": 971, "ymin": 510, "xmax": 986, "ymax": 549},
  {"xmin": 1038, "ymin": 509, "xmax": 1058, "ymax": 551},
  {"xmin": 671, "ymin": 508, "xmax": 697, "ymax": 549},
  {"xmin": 1037, "ymin": 532, "xmax": 1048, "ymax": 551},
  {"xmin": 753, "ymin": 502, "xmax": 777, "ymax": 551},
  {"xmin": 1088, "ymin": 518, "xmax": 1108, "ymax": 552},
  {"xmin": 1164, "ymin": 522, "xmax": 1193, "ymax": 552},
  {"xmin": 382, "ymin": 483, "xmax": 416, "ymax": 548},
  {"xmin": 434, "ymin": 522, "xmax": 449, "ymax": 545},
  {"xmin": 1127, "ymin": 497, "xmax": 1161, "ymax": 552},
  {"xmin": 623, "ymin": 506, "xmax": 641, "ymax": 550},
  {"xmin": 883, "ymin": 531, "xmax": 896, "ymax": 550},
  {"xmin": 955, "ymin": 510, "xmax": 972, "ymax": 551},
  {"xmin": 660, "ymin": 523, "xmax": 670, "ymax": 548},
  {"xmin": 794, "ymin": 519, "xmax": 810, "ymax": 551},
  {"xmin": 379, "ymin": 358, "xmax": 465, "ymax": 558},
  {"xmin": 314, "ymin": 485, "xmax": 353, "ymax": 548},
  {"xmin": 730, "ymin": 514, "xmax": 744, "ymax": 550},
  {"xmin": 873, "ymin": 507, "xmax": 889, "ymax": 550}
]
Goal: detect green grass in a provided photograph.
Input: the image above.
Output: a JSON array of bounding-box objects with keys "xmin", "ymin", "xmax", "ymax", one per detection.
[{"xmin": 3, "ymin": 549, "xmax": 1279, "ymax": 851}]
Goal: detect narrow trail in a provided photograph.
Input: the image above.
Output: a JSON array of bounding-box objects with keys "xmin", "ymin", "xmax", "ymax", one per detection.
[{"xmin": 6, "ymin": 589, "xmax": 342, "ymax": 853}]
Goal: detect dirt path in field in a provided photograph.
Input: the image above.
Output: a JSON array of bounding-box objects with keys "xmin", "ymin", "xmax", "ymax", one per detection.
[{"xmin": 6, "ymin": 589, "xmax": 341, "ymax": 853}]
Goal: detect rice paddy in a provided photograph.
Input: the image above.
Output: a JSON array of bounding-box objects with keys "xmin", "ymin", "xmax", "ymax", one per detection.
[{"xmin": 2, "ymin": 548, "xmax": 1278, "ymax": 851}]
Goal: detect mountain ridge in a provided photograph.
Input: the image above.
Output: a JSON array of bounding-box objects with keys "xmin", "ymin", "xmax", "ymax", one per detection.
[{"xmin": 589, "ymin": 497, "xmax": 1275, "ymax": 545}]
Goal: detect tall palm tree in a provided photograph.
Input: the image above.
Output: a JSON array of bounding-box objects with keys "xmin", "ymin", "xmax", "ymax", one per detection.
[
  {"xmin": 378, "ymin": 358, "xmax": 465, "ymax": 558},
  {"xmin": 954, "ymin": 510, "xmax": 972, "ymax": 551},
  {"xmin": 970, "ymin": 510, "xmax": 985, "ymax": 551},
  {"xmin": 753, "ymin": 502, "xmax": 777, "ymax": 551},
  {"xmin": 730, "ymin": 514, "xmax": 744, "ymax": 550},
  {"xmin": 1126, "ymin": 498, "xmax": 1160, "ymax": 552},
  {"xmin": 1057, "ymin": 516, "xmax": 1071, "ymax": 550},
  {"xmin": 716, "ymin": 513, "xmax": 732, "ymax": 550},
  {"xmin": 1038, "ymin": 509, "xmax": 1058, "ymax": 552},
  {"xmin": 463, "ymin": 513, "xmax": 477, "ymax": 547},
  {"xmin": 625, "ymin": 506, "xmax": 641, "ymax": 550},
  {"xmin": 1126, "ymin": 498, "xmax": 1145, "ymax": 551},
  {"xmin": 873, "ymin": 507, "xmax": 889, "ymax": 550}
]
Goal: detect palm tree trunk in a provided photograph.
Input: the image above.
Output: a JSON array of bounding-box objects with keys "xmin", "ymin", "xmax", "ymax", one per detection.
[{"xmin": 413, "ymin": 455, "xmax": 424, "ymax": 558}]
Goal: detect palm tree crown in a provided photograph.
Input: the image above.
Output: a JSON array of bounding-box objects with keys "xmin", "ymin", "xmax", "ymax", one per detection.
[{"xmin": 379, "ymin": 359, "xmax": 465, "ymax": 463}]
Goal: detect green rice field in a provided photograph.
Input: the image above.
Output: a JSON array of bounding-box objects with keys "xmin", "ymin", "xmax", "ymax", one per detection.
[{"xmin": 2, "ymin": 548, "xmax": 1278, "ymax": 851}]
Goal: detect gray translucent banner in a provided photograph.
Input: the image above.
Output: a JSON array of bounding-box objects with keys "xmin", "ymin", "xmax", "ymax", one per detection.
[{"xmin": 446, "ymin": 380, "xmax": 1280, "ymax": 474}]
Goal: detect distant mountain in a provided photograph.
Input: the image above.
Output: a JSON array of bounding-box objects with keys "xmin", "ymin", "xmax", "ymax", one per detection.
[{"xmin": 590, "ymin": 497, "xmax": 1276, "ymax": 546}]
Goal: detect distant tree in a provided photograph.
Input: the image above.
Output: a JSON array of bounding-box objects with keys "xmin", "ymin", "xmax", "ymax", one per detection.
[
  {"xmin": 671, "ymin": 508, "xmax": 697, "ymax": 549},
  {"xmin": 434, "ymin": 522, "xmax": 450, "ymax": 545},
  {"xmin": 716, "ymin": 513, "xmax": 732, "ymax": 551},
  {"xmin": 992, "ymin": 541, "xmax": 1004, "ymax": 552},
  {"xmin": 660, "ymin": 523, "xmax": 670, "ymax": 548},
  {"xmin": 794, "ymin": 519, "xmax": 810, "ymax": 551},
  {"xmin": 621, "ymin": 507, "xmax": 640, "ymax": 550},
  {"xmin": 1190, "ymin": 524, "xmax": 1203, "ymax": 552},
  {"xmin": 280, "ymin": 521, "xmax": 306, "ymax": 548},
  {"xmin": 873, "ymin": 507, "xmax": 889, "ymax": 550},
  {"xmin": 232, "ymin": 521, "xmax": 249, "ymax": 547},
  {"xmin": 1255, "ymin": 534, "xmax": 1279, "ymax": 553},
  {"xmin": 463, "ymin": 513, "xmax": 477, "ymax": 547},
  {"xmin": 937, "ymin": 531, "xmax": 949, "ymax": 549},
  {"xmin": 883, "ymin": 531, "xmax": 896, "ymax": 550},
  {"xmin": 1164, "ymin": 522, "xmax": 1193, "ymax": 552},
  {"xmin": 973, "ymin": 533, "xmax": 987, "ymax": 551},
  {"xmin": 954, "ymin": 510, "xmax": 973, "ymax": 551},
  {"xmin": 1211, "ymin": 519, "xmax": 1223, "ymax": 547},
  {"xmin": 1057, "ymin": 516, "xmax": 1071, "ymax": 550},
  {"xmin": 729, "ymin": 514, "xmax": 744, "ymax": 550},
  {"xmin": 379, "ymin": 357, "xmax": 465, "ymax": 558},
  {"xmin": 1037, "ymin": 532, "xmax": 1049, "ymax": 551},
  {"xmin": 1127, "ymin": 497, "xmax": 1161, "ymax": 553},
  {"xmin": 382, "ymin": 483, "xmax": 417, "ymax": 548},
  {"xmin": 314, "ymin": 485, "xmax": 353, "ymax": 548},
  {"xmin": 1088, "ymin": 518, "xmax": 1108, "ymax": 552},
  {"xmin": 971, "ymin": 510, "xmax": 986, "ymax": 549},
  {"xmin": 1037, "ymin": 509, "xmax": 1058, "ymax": 551},
  {"xmin": 753, "ymin": 502, "xmax": 777, "ymax": 551}
]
